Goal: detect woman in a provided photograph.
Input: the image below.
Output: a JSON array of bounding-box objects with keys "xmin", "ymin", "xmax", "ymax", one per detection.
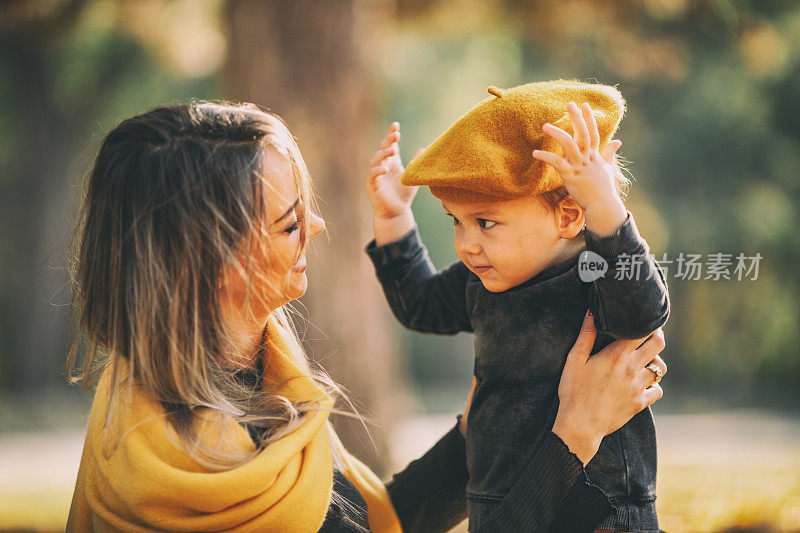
[{"xmin": 65, "ymin": 101, "xmax": 666, "ymax": 532}]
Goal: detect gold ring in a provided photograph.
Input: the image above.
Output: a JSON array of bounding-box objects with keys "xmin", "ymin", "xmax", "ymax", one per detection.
[{"xmin": 645, "ymin": 363, "xmax": 663, "ymax": 385}]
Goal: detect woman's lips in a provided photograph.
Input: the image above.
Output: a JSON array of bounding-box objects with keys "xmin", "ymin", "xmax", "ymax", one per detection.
[{"xmin": 292, "ymin": 257, "xmax": 307, "ymax": 273}]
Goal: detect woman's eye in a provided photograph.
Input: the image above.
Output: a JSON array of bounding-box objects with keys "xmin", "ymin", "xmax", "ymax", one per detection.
[
  {"xmin": 283, "ymin": 215, "xmax": 303, "ymax": 234},
  {"xmin": 478, "ymin": 218, "xmax": 496, "ymax": 229}
]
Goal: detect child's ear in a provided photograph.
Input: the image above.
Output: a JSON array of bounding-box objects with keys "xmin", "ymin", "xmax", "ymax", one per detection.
[{"xmin": 555, "ymin": 196, "xmax": 585, "ymax": 239}]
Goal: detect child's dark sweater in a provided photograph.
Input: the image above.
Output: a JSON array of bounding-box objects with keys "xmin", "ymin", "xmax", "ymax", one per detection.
[{"xmin": 366, "ymin": 212, "xmax": 670, "ymax": 533}]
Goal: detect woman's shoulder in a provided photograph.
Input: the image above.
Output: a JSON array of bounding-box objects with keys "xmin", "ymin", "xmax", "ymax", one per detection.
[
  {"xmin": 75, "ymin": 358, "xmax": 337, "ymax": 531},
  {"xmin": 90, "ymin": 360, "xmax": 255, "ymax": 466}
]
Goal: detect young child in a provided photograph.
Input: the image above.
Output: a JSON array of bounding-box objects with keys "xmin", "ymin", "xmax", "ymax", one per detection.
[{"xmin": 364, "ymin": 80, "xmax": 670, "ymax": 532}]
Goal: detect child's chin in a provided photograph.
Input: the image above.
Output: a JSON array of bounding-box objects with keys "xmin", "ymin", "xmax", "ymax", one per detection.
[{"xmin": 480, "ymin": 279, "xmax": 511, "ymax": 293}]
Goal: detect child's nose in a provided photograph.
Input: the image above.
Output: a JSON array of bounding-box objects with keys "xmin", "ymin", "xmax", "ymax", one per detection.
[{"xmin": 457, "ymin": 232, "xmax": 481, "ymax": 256}]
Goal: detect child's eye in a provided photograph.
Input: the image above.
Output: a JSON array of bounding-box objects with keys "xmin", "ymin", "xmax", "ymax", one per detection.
[
  {"xmin": 477, "ymin": 218, "xmax": 496, "ymax": 229},
  {"xmin": 446, "ymin": 214, "xmax": 461, "ymax": 227}
]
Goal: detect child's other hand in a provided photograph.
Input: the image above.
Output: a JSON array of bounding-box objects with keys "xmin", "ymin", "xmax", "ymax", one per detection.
[
  {"xmin": 365, "ymin": 122, "xmax": 419, "ymax": 220},
  {"xmin": 532, "ymin": 102, "xmax": 626, "ymax": 233}
]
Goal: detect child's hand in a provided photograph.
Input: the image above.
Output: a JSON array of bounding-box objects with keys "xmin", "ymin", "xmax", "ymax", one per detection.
[
  {"xmin": 532, "ymin": 101, "xmax": 622, "ymax": 209},
  {"xmin": 365, "ymin": 122, "xmax": 419, "ymax": 221},
  {"xmin": 532, "ymin": 102, "xmax": 627, "ymax": 236}
]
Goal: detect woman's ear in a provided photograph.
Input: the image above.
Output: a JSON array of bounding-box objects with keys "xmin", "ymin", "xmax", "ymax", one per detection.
[{"xmin": 555, "ymin": 196, "xmax": 585, "ymax": 239}]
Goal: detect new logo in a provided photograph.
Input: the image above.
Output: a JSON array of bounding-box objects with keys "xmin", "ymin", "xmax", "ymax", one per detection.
[{"xmin": 578, "ymin": 250, "xmax": 608, "ymax": 282}]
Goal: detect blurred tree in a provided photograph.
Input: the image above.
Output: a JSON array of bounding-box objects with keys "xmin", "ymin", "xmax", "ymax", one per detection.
[
  {"xmin": 0, "ymin": 0, "xmax": 100, "ymax": 391},
  {"xmin": 223, "ymin": 0, "xmax": 411, "ymax": 474},
  {"xmin": 0, "ymin": 0, "xmax": 217, "ymax": 396},
  {"xmin": 1, "ymin": 0, "xmax": 797, "ymax": 434}
]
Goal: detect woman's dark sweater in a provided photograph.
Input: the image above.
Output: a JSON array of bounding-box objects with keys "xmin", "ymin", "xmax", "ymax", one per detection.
[{"xmin": 236, "ymin": 360, "xmax": 614, "ymax": 532}]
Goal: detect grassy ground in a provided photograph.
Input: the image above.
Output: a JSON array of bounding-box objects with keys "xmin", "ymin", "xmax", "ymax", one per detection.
[
  {"xmin": 1, "ymin": 410, "xmax": 799, "ymax": 532},
  {"xmin": 655, "ymin": 412, "xmax": 800, "ymax": 532},
  {"xmin": 0, "ymin": 430, "xmax": 84, "ymax": 532}
]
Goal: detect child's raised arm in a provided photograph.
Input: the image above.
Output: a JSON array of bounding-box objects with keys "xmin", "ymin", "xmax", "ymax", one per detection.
[
  {"xmin": 534, "ymin": 102, "xmax": 670, "ymax": 339},
  {"xmin": 583, "ymin": 214, "xmax": 670, "ymax": 339},
  {"xmin": 365, "ymin": 122, "xmax": 420, "ymax": 245},
  {"xmin": 364, "ymin": 123, "xmax": 472, "ymax": 335}
]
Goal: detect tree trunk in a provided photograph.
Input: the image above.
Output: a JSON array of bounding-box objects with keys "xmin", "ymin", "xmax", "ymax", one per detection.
[
  {"xmin": 223, "ymin": 0, "xmax": 408, "ymax": 475},
  {"xmin": 0, "ymin": 1, "xmax": 90, "ymax": 392}
]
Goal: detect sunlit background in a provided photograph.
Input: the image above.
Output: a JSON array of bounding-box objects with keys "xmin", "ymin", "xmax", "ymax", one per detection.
[{"xmin": 1, "ymin": 1, "xmax": 799, "ymax": 531}]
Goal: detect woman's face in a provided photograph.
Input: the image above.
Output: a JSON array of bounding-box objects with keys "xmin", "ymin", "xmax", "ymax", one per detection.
[
  {"xmin": 259, "ymin": 146, "xmax": 325, "ymax": 308},
  {"xmin": 221, "ymin": 146, "xmax": 325, "ymax": 318}
]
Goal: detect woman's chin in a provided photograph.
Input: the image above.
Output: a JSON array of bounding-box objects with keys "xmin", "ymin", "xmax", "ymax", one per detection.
[{"xmin": 286, "ymin": 273, "xmax": 308, "ymax": 300}]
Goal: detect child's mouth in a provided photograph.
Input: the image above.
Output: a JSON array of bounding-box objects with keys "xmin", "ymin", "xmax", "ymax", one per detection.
[{"xmin": 472, "ymin": 265, "xmax": 492, "ymax": 274}]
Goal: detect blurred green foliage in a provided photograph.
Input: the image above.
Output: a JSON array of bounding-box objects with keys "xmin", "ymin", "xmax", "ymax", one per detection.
[
  {"xmin": 1, "ymin": 0, "xmax": 799, "ymax": 417},
  {"xmin": 377, "ymin": 0, "xmax": 800, "ymax": 412}
]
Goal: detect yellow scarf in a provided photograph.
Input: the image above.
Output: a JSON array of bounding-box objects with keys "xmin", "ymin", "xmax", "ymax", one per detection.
[{"xmin": 67, "ymin": 318, "xmax": 402, "ymax": 532}]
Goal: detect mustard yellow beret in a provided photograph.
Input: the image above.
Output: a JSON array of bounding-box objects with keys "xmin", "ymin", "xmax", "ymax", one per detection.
[{"xmin": 401, "ymin": 79, "xmax": 626, "ymax": 203}]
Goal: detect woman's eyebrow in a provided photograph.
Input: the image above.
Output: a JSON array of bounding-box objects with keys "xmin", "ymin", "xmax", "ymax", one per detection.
[{"xmin": 272, "ymin": 198, "xmax": 300, "ymax": 225}]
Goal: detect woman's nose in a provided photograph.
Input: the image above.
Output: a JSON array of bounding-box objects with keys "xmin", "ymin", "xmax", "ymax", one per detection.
[{"xmin": 308, "ymin": 210, "xmax": 325, "ymax": 238}]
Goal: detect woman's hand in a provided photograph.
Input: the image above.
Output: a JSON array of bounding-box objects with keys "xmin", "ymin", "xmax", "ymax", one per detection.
[
  {"xmin": 458, "ymin": 376, "xmax": 477, "ymax": 437},
  {"xmin": 552, "ymin": 310, "xmax": 667, "ymax": 465},
  {"xmin": 365, "ymin": 122, "xmax": 419, "ymax": 221}
]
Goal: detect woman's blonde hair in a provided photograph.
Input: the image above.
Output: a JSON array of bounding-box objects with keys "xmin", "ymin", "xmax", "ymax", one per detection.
[{"xmin": 66, "ymin": 101, "xmax": 345, "ymax": 470}]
